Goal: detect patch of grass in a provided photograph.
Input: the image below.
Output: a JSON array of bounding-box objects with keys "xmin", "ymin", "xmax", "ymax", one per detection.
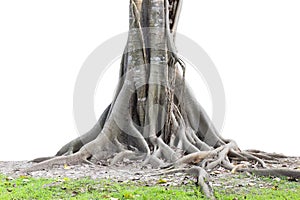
[
  {"xmin": 216, "ymin": 185, "xmax": 300, "ymax": 200},
  {"xmin": 0, "ymin": 174, "xmax": 299, "ymax": 199},
  {"xmin": 0, "ymin": 175, "xmax": 204, "ymax": 200},
  {"xmin": 215, "ymin": 176, "xmax": 300, "ymax": 200}
]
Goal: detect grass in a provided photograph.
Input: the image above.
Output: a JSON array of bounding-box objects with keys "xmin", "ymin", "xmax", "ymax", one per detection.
[
  {"xmin": 215, "ymin": 176, "xmax": 300, "ymax": 200},
  {"xmin": 0, "ymin": 174, "xmax": 299, "ymax": 199}
]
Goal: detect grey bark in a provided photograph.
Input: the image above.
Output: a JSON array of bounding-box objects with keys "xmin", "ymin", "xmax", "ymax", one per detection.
[{"xmin": 25, "ymin": 1, "xmax": 300, "ymax": 199}]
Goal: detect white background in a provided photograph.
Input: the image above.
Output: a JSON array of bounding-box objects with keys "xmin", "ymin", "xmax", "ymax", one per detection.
[{"xmin": 0, "ymin": 1, "xmax": 299, "ymax": 161}]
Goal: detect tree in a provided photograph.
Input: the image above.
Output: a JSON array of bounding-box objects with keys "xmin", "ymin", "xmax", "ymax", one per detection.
[{"xmin": 24, "ymin": 0, "xmax": 300, "ymax": 199}]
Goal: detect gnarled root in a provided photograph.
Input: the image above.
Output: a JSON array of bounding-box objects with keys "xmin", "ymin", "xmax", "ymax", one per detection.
[
  {"xmin": 22, "ymin": 1, "xmax": 300, "ymax": 199},
  {"xmin": 23, "ymin": 98, "xmax": 300, "ymax": 200},
  {"xmin": 244, "ymin": 168, "xmax": 300, "ymax": 179},
  {"xmin": 22, "ymin": 149, "xmax": 91, "ymax": 173},
  {"xmin": 55, "ymin": 104, "xmax": 111, "ymax": 157},
  {"xmin": 151, "ymin": 166, "xmax": 215, "ymax": 199}
]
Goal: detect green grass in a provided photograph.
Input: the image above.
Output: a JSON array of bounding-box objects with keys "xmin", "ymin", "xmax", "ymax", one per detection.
[
  {"xmin": 0, "ymin": 174, "xmax": 299, "ymax": 200},
  {"xmin": 215, "ymin": 177, "xmax": 300, "ymax": 200}
]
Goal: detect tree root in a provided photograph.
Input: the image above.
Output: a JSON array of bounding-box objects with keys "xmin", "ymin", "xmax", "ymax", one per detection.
[
  {"xmin": 22, "ymin": 99, "xmax": 300, "ymax": 200},
  {"xmin": 30, "ymin": 156, "xmax": 56, "ymax": 163},
  {"xmin": 23, "ymin": 96, "xmax": 300, "ymax": 200},
  {"xmin": 55, "ymin": 104, "xmax": 111, "ymax": 157},
  {"xmin": 245, "ymin": 149, "xmax": 289, "ymax": 159},
  {"xmin": 150, "ymin": 166, "xmax": 215, "ymax": 199},
  {"xmin": 243, "ymin": 168, "xmax": 300, "ymax": 179},
  {"xmin": 24, "ymin": 1, "xmax": 300, "ymax": 200},
  {"xmin": 22, "ymin": 149, "xmax": 91, "ymax": 173},
  {"xmin": 239, "ymin": 151, "xmax": 267, "ymax": 168},
  {"xmin": 23, "ymin": 128, "xmax": 300, "ymax": 200},
  {"xmin": 190, "ymin": 167, "xmax": 215, "ymax": 200},
  {"xmin": 148, "ymin": 138, "xmax": 299, "ymax": 199},
  {"xmin": 174, "ymin": 151, "xmax": 216, "ymax": 166}
]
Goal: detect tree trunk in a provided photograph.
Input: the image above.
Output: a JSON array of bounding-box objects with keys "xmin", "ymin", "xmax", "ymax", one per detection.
[{"xmin": 24, "ymin": 1, "xmax": 300, "ymax": 199}]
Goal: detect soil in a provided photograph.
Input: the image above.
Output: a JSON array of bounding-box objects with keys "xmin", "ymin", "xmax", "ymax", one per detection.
[{"xmin": 0, "ymin": 157, "xmax": 299, "ymax": 191}]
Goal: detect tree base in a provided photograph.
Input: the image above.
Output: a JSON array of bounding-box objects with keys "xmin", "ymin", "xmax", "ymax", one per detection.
[
  {"xmin": 22, "ymin": 1, "xmax": 300, "ymax": 199},
  {"xmin": 22, "ymin": 135, "xmax": 300, "ymax": 199}
]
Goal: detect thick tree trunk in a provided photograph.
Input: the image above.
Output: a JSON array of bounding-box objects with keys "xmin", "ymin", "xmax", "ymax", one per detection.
[{"xmin": 24, "ymin": 1, "xmax": 300, "ymax": 199}]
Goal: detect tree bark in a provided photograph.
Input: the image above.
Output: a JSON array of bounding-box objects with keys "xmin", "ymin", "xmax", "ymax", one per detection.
[{"xmin": 24, "ymin": 1, "xmax": 300, "ymax": 199}]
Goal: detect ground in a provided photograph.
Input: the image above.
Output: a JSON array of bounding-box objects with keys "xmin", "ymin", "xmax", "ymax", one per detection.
[{"xmin": 0, "ymin": 157, "xmax": 299, "ymax": 199}]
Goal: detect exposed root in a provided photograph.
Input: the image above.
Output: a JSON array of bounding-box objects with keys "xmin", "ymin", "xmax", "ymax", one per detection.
[
  {"xmin": 151, "ymin": 166, "xmax": 215, "ymax": 199},
  {"xmin": 204, "ymin": 142, "xmax": 235, "ymax": 170},
  {"xmin": 110, "ymin": 150, "xmax": 144, "ymax": 165},
  {"xmin": 24, "ymin": 99, "xmax": 300, "ymax": 200},
  {"xmin": 229, "ymin": 149, "xmax": 248, "ymax": 161},
  {"xmin": 21, "ymin": 149, "xmax": 91, "ymax": 173},
  {"xmin": 55, "ymin": 104, "xmax": 111, "ymax": 156},
  {"xmin": 30, "ymin": 156, "xmax": 56, "ymax": 163},
  {"xmin": 174, "ymin": 151, "xmax": 216, "ymax": 166},
  {"xmin": 25, "ymin": 1, "xmax": 300, "ymax": 200},
  {"xmin": 153, "ymin": 137, "xmax": 179, "ymax": 162},
  {"xmin": 246, "ymin": 149, "xmax": 289, "ymax": 159},
  {"xmin": 244, "ymin": 168, "xmax": 300, "ymax": 179},
  {"xmin": 231, "ymin": 163, "xmax": 249, "ymax": 174},
  {"xmin": 188, "ymin": 167, "xmax": 215, "ymax": 200},
  {"xmin": 143, "ymin": 155, "xmax": 165, "ymax": 168},
  {"xmin": 239, "ymin": 151, "xmax": 267, "ymax": 168}
]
